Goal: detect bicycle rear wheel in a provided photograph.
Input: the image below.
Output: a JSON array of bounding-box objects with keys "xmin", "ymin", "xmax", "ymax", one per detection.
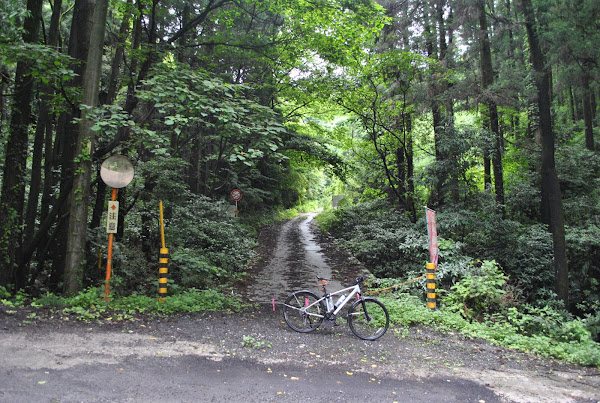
[
  {"xmin": 347, "ymin": 297, "xmax": 389, "ymax": 340},
  {"xmin": 283, "ymin": 291, "xmax": 324, "ymax": 333}
]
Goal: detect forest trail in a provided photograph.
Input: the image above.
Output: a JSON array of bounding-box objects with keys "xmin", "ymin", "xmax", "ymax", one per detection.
[{"xmin": 244, "ymin": 212, "xmax": 366, "ymax": 304}]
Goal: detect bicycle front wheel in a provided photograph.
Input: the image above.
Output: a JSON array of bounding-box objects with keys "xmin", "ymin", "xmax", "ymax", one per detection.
[
  {"xmin": 283, "ymin": 291, "xmax": 325, "ymax": 333},
  {"xmin": 347, "ymin": 297, "xmax": 389, "ymax": 340}
]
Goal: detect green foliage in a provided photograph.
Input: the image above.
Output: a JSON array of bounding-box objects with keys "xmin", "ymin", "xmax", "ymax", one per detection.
[
  {"xmin": 138, "ymin": 61, "xmax": 287, "ymax": 163},
  {"xmin": 170, "ymin": 249, "xmax": 227, "ymax": 288},
  {"xmin": 380, "ymin": 293, "xmax": 600, "ymax": 367},
  {"xmin": 0, "ymin": 42, "xmax": 77, "ymax": 91},
  {"xmin": 439, "ymin": 200, "xmax": 555, "ymax": 299},
  {"xmin": 443, "ymin": 261, "xmax": 509, "ymax": 321},
  {"xmin": 167, "ymin": 197, "xmax": 257, "ymax": 287},
  {"xmin": 0, "ymin": 286, "xmax": 11, "ymax": 299},
  {"xmin": 25, "ymin": 287, "xmax": 244, "ymax": 321},
  {"xmin": 155, "ymin": 289, "xmax": 244, "ymax": 313},
  {"xmin": 0, "ymin": 0, "xmax": 26, "ymax": 43},
  {"xmin": 0, "ymin": 287, "xmax": 27, "ymax": 307},
  {"xmin": 579, "ymin": 302, "xmax": 600, "ymax": 342},
  {"xmin": 565, "ymin": 223, "xmax": 600, "ymax": 314},
  {"xmin": 241, "ymin": 335, "xmax": 271, "ymax": 349},
  {"xmin": 317, "ymin": 200, "xmax": 428, "ymax": 278}
]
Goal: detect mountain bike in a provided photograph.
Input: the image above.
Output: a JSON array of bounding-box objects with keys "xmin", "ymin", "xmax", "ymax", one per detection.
[{"xmin": 282, "ymin": 275, "xmax": 389, "ymax": 341}]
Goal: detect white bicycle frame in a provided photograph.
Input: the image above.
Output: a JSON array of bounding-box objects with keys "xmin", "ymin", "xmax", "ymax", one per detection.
[{"xmin": 299, "ymin": 282, "xmax": 362, "ymax": 319}]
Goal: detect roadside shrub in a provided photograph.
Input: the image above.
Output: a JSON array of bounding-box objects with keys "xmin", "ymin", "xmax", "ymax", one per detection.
[
  {"xmin": 442, "ymin": 260, "xmax": 511, "ymax": 321},
  {"xmin": 581, "ymin": 306, "xmax": 600, "ymax": 342},
  {"xmin": 439, "ymin": 201, "xmax": 554, "ymax": 300},
  {"xmin": 169, "ymin": 197, "xmax": 257, "ymax": 277},
  {"xmin": 380, "ymin": 293, "xmax": 600, "ymax": 367},
  {"xmin": 28, "ymin": 286, "xmax": 244, "ymax": 319},
  {"xmin": 0, "ymin": 287, "xmax": 27, "ymax": 307},
  {"xmin": 170, "ymin": 248, "xmax": 228, "ymax": 288},
  {"xmin": 317, "ymin": 200, "xmax": 429, "ymax": 278},
  {"xmin": 566, "ymin": 222, "xmax": 600, "ymax": 316}
]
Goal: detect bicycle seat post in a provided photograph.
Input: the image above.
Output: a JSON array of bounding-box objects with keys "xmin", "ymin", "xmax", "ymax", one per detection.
[{"xmin": 318, "ymin": 276, "xmax": 335, "ymax": 315}]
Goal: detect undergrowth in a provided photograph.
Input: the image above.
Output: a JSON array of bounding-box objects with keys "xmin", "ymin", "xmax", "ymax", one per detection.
[
  {"xmin": 376, "ymin": 287, "xmax": 600, "ymax": 367},
  {"xmin": 1, "ymin": 285, "xmax": 244, "ymax": 322}
]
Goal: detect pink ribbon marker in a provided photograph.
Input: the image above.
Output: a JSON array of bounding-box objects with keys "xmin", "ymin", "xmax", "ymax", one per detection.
[{"xmin": 272, "ymin": 298, "xmax": 275, "ymax": 311}]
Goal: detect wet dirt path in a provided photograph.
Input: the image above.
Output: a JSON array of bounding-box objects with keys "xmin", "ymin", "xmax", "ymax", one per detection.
[{"xmin": 245, "ymin": 213, "xmax": 365, "ymax": 304}]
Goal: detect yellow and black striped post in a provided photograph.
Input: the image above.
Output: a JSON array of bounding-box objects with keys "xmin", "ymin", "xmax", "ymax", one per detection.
[
  {"xmin": 158, "ymin": 201, "xmax": 169, "ymax": 303},
  {"xmin": 426, "ymin": 262, "xmax": 436, "ymax": 310},
  {"xmin": 158, "ymin": 247, "xmax": 169, "ymax": 303}
]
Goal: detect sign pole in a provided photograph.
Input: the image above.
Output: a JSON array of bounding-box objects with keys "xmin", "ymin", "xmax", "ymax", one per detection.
[
  {"xmin": 105, "ymin": 188, "xmax": 117, "ymax": 301},
  {"xmin": 100, "ymin": 155, "xmax": 134, "ymax": 302},
  {"xmin": 230, "ymin": 189, "xmax": 242, "ymax": 217}
]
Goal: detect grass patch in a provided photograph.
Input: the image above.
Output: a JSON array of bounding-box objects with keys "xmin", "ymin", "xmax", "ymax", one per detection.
[
  {"xmin": 13, "ymin": 286, "xmax": 247, "ymax": 322},
  {"xmin": 379, "ymin": 293, "xmax": 600, "ymax": 367}
]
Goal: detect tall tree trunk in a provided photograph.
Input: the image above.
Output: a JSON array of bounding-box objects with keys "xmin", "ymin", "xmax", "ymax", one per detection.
[
  {"xmin": 404, "ymin": 112, "xmax": 416, "ymax": 222},
  {"xmin": 520, "ymin": 0, "xmax": 569, "ymax": 308},
  {"xmin": 569, "ymin": 85, "xmax": 576, "ymax": 123},
  {"xmin": 23, "ymin": 0, "xmax": 63, "ymax": 285},
  {"xmin": 0, "ymin": 67, "xmax": 8, "ymax": 129},
  {"xmin": 105, "ymin": 0, "xmax": 132, "ymax": 103},
  {"xmin": 64, "ymin": 0, "xmax": 110, "ymax": 294},
  {"xmin": 426, "ymin": 0, "xmax": 456, "ymax": 208},
  {"xmin": 443, "ymin": 6, "xmax": 459, "ymax": 204},
  {"xmin": 91, "ymin": 2, "xmax": 132, "ymax": 231},
  {"xmin": 483, "ymin": 154, "xmax": 492, "ymax": 190},
  {"xmin": 36, "ymin": 0, "xmax": 62, "ymax": 282},
  {"xmin": 424, "ymin": 12, "xmax": 445, "ymax": 208},
  {"xmin": 478, "ymin": 0, "xmax": 504, "ymax": 209},
  {"xmin": 0, "ymin": 0, "xmax": 43, "ymax": 290},
  {"xmin": 582, "ymin": 73, "xmax": 595, "ymax": 151},
  {"xmin": 50, "ymin": 0, "xmax": 95, "ymax": 291}
]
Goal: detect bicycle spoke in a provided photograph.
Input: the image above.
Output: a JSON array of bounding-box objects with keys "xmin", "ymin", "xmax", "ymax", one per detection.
[
  {"xmin": 348, "ymin": 298, "xmax": 389, "ymax": 341},
  {"xmin": 283, "ymin": 291, "xmax": 324, "ymax": 333}
]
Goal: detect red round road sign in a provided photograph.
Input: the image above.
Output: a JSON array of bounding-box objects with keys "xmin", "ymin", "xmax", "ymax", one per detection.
[{"xmin": 231, "ymin": 189, "xmax": 242, "ymax": 201}]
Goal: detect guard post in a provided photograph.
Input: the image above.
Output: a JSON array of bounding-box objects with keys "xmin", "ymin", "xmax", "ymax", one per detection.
[
  {"xmin": 158, "ymin": 201, "xmax": 169, "ymax": 303},
  {"xmin": 425, "ymin": 207, "xmax": 439, "ymax": 311},
  {"xmin": 426, "ymin": 262, "xmax": 436, "ymax": 310}
]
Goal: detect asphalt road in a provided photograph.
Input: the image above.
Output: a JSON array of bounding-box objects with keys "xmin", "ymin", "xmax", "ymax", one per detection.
[{"xmin": 1, "ymin": 352, "xmax": 502, "ymax": 403}]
